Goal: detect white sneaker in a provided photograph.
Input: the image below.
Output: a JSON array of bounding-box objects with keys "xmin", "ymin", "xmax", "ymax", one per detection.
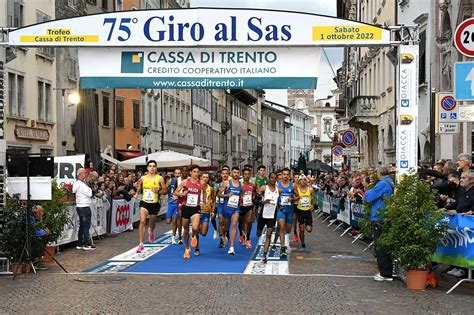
[
  {"xmin": 228, "ymin": 247, "xmax": 235, "ymax": 255},
  {"xmin": 373, "ymin": 273, "xmax": 393, "ymax": 281},
  {"xmin": 213, "ymin": 230, "xmax": 218, "ymax": 240},
  {"xmin": 446, "ymin": 268, "xmax": 459, "ymax": 276},
  {"xmin": 171, "ymin": 236, "xmax": 177, "ymax": 245}
]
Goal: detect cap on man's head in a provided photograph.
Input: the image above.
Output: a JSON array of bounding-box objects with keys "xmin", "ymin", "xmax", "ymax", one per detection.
[{"xmin": 77, "ymin": 168, "xmax": 89, "ymax": 176}]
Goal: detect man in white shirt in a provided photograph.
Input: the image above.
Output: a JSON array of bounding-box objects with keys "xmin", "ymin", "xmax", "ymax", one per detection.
[{"xmin": 72, "ymin": 168, "xmax": 96, "ymax": 250}]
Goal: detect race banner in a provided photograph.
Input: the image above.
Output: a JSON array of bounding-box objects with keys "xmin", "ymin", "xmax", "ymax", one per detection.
[
  {"xmin": 433, "ymin": 214, "xmax": 474, "ymax": 268},
  {"xmin": 56, "ymin": 198, "xmax": 109, "ymax": 246},
  {"xmin": 111, "ymin": 199, "xmax": 134, "ymax": 234},
  {"xmin": 79, "ymin": 47, "xmax": 320, "ymax": 89},
  {"xmin": 396, "ymin": 45, "xmax": 419, "ymax": 178},
  {"xmin": 54, "ymin": 154, "xmax": 85, "ymax": 186},
  {"xmin": 8, "ymin": 8, "xmax": 390, "ymax": 47}
]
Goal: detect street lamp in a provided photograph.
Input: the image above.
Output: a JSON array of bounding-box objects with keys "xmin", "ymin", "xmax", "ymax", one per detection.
[{"xmin": 54, "ymin": 88, "xmax": 80, "ymax": 152}]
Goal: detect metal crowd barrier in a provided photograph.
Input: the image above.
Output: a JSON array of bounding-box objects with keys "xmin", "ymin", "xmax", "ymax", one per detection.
[{"xmin": 316, "ymin": 192, "xmax": 371, "ymax": 249}]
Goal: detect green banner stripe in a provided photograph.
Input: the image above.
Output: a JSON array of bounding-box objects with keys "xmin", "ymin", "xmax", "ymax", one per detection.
[{"xmin": 80, "ymin": 77, "xmax": 318, "ymax": 89}]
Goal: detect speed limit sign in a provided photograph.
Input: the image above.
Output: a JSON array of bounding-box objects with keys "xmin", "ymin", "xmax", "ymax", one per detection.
[{"xmin": 455, "ymin": 18, "xmax": 474, "ymax": 57}]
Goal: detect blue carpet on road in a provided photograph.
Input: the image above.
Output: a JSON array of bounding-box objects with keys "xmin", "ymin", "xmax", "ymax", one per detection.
[{"xmin": 127, "ymin": 230, "xmax": 259, "ymax": 274}]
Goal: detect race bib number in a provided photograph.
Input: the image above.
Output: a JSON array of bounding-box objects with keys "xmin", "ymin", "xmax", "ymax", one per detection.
[
  {"xmin": 187, "ymin": 193, "xmax": 198, "ymax": 207},
  {"xmin": 243, "ymin": 193, "xmax": 253, "ymax": 206},
  {"xmin": 144, "ymin": 189, "xmax": 155, "ymax": 202},
  {"xmin": 262, "ymin": 203, "xmax": 276, "ymax": 219},
  {"xmin": 227, "ymin": 195, "xmax": 240, "ymax": 208},
  {"xmin": 281, "ymin": 196, "xmax": 290, "ymax": 206},
  {"xmin": 301, "ymin": 197, "xmax": 311, "ymax": 208}
]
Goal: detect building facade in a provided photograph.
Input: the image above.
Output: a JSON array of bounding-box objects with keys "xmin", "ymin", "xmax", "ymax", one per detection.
[
  {"xmin": 192, "ymin": 89, "xmax": 213, "ymax": 160},
  {"xmin": 338, "ymin": 0, "xmax": 397, "ymax": 167},
  {"xmin": 261, "ymin": 101, "xmax": 287, "ymax": 172},
  {"xmin": 4, "ymin": 0, "xmax": 57, "ymax": 156}
]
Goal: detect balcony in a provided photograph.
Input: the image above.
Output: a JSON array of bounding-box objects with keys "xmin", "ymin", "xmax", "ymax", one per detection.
[
  {"xmin": 348, "ymin": 96, "xmax": 379, "ymax": 130},
  {"xmin": 335, "ymin": 99, "xmax": 347, "ymax": 119}
]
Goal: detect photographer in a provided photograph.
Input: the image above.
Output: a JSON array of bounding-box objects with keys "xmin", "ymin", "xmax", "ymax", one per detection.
[{"xmin": 30, "ymin": 205, "xmax": 49, "ymax": 271}]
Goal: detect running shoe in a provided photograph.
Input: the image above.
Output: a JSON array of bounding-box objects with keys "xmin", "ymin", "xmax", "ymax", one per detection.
[
  {"xmin": 373, "ymin": 273, "xmax": 393, "ymax": 281},
  {"xmin": 280, "ymin": 247, "xmax": 288, "ymax": 258},
  {"xmin": 300, "ymin": 244, "xmax": 306, "ymax": 252},
  {"xmin": 239, "ymin": 235, "xmax": 244, "ymax": 244},
  {"xmin": 148, "ymin": 229, "xmax": 155, "ymax": 244},
  {"xmin": 293, "ymin": 234, "xmax": 298, "ymax": 242},
  {"xmin": 219, "ymin": 238, "xmax": 224, "ymax": 248},
  {"xmin": 183, "ymin": 248, "xmax": 191, "ymax": 259},
  {"xmin": 261, "ymin": 255, "xmax": 268, "ymax": 264},
  {"xmin": 194, "ymin": 249, "xmax": 200, "ymax": 256},
  {"xmin": 271, "ymin": 243, "xmax": 277, "ymax": 251},
  {"xmin": 245, "ymin": 240, "xmax": 252, "ymax": 249},
  {"xmin": 83, "ymin": 245, "xmax": 97, "ymax": 251},
  {"xmin": 177, "ymin": 237, "xmax": 183, "ymax": 245},
  {"xmin": 213, "ymin": 230, "xmax": 218, "ymax": 240},
  {"xmin": 76, "ymin": 245, "xmax": 83, "ymax": 250},
  {"xmin": 191, "ymin": 236, "xmax": 198, "ymax": 248},
  {"xmin": 171, "ymin": 236, "xmax": 177, "ymax": 245},
  {"xmin": 228, "ymin": 247, "xmax": 235, "ymax": 255},
  {"xmin": 136, "ymin": 244, "xmax": 144, "ymax": 253}
]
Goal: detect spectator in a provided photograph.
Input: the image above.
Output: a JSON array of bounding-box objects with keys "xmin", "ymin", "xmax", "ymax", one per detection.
[
  {"xmin": 447, "ymin": 170, "xmax": 474, "ymax": 215},
  {"xmin": 364, "ymin": 165, "xmax": 396, "ymax": 282},
  {"xmin": 73, "ymin": 168, "xmax": 96, "ymax": 251},
  {"xmin": 456, "ymin": 153, "xmax": 472, "ymax": 176},
  {"xmin": 30, "ymin": 205, "xmax": 49, "ymax": 270}
]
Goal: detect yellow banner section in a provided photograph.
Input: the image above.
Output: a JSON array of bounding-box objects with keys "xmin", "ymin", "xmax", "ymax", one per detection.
[
  {"xmin": 20, "ymin": 35, "xmax": 99, "ymax": 43},
  {"xmin": 313, "ymin": 25, "xmax": 382, "ymax": 41}
]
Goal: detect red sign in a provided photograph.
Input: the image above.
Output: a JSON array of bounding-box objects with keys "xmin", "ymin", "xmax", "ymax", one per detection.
[
  {"xmin": 341, "ymin": 130, "xmax": 356, "ymax": 147},
  {"xmin": 333, "ymin": 145, "xmax": 344, "ymax": 156},
  {"xmin": 115, "ymin": 204, "xmax": 131, "ymax": 227},
  {"xmin": 440, "ymin": 96, "xmax": 456, "ymax": 111},
  {"xmin": 455, "ymin": 18, "xmax": 474, "ymax": 57}
]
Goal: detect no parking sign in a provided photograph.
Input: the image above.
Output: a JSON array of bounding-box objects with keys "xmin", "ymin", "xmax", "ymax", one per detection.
[
  {"xmin": 341, "ymin": 130, "xmax": 356, "ymax": 147},
  {"xmin": 438, "ymin": 93, "xmax": 458, "ymax": 124},
  {"xmin": 333, "ymin": 145, "xmax": 344, "ymax": 157}
]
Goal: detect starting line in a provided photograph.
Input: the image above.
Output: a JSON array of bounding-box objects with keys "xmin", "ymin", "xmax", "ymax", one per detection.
[{"xmin": 83, "ymin": 228, "xmax": 289, "ymax": 275}]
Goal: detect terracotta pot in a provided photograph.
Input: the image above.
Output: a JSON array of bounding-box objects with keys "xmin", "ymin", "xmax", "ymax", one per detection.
[
  {"xmin": 22, "ymin": 263, "xmax": 31, "ymax": 273},
  {"xmin": 10, "ymin": 263, "xmax": 29, "ymax": 274},
  {"xmin": 406, "ymin": 269, "xmax": 428, "ymax": 290},
  {"xmin": 42, "ymin": 246, "xmax": 56, "ymax": 263}
]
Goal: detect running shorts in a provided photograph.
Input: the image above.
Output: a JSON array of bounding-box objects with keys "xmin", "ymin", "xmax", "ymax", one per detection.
[
  {"xmin": 166, "ymin": 202, "xmax": 178, "ymax": 219},
  {"xmin": 139, "ymin": 200, "xmax": 161, "ymax": 215},
  {"xmin": 277, "ymin": 205, "xmax": 294, "ymax": 224},
  {"xmin": 239, "ymin": 205, "xmax": 254, "ymax": 216},
  {"xmin": 200, "ymin": 212, "xmax": 210, "ymax": 223},
  {"xmin": 297, "ymin": 209, "xmax": 313, "ymax": 227},
  {"xmin": 181, "ymin": 205, "xmax": 200, "ymax": 219}
]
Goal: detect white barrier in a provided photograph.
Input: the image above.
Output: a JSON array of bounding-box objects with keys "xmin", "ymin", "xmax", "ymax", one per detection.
[{"xmin": 56, "ymin": 198, "xmax": 109, "ymax": 246}]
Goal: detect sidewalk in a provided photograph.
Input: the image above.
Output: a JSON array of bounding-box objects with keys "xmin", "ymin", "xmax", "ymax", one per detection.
[{"xmin": 0, "ymin": 215, "xmax": 473, "ymax": 314}]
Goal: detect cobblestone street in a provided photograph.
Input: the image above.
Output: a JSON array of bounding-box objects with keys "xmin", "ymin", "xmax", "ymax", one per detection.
[{"xmin": 1, "ymin": 215, "xmax": 473, "ymax": 314}]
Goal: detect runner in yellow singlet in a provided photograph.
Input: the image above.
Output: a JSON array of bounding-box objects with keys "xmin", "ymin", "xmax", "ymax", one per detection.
[
  {"xmin": 195, "ymin": 172, "xmax": 215, "ymax": 256},
  {"xmin": 134, "ymin": 160, "xmax": 167, "ymax": 253},
  {"xmin": 296, "ymin": 175, "xmax": 317, "ymax": 251}
]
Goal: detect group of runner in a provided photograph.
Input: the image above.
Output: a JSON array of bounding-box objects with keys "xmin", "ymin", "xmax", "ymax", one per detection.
[{"xmin": 134, "ymin": 160, "xmax": 317, "ymax": 262}]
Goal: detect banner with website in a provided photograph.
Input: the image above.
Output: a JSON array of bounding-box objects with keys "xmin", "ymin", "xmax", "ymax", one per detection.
[
  {"xmin": 396, "ymin": 45, "xmax": 419, "ymax": 178},
  {"xmin": 9, "ymin": 8, "xmax": 390, "ymax": 47},
  {"xmin": 433, "ymin": 214, "xmax": 474, "ymax": 268},
  {"xmin": 78, "ymin": 47, "xmax": 320, "ymax": 89}
]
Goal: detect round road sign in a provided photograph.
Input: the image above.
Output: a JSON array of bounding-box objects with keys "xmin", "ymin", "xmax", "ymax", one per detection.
[
  {"xmin": 333, "ymin": 145, "xmax": 344, "ymax": 156},
  {"xmin": 342, "ymin": 130, "xmax": 356, "ymax": 147},
  {"xmin": 455, "ymin": 18, "xmax": 474, "ymax": 57},
  {"xmin": 441, "ymin": 96, "xmax": 456, "ymax": 111}
]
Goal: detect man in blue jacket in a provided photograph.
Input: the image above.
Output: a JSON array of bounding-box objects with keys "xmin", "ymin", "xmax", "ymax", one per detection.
[{"xmin": 364, "ymin": 165, "xmax": 395, "ymax": 282}]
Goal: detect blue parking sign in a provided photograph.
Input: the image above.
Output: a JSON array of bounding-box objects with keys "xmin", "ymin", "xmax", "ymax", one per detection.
[
  {"xmin": 441, "ymin": 113, "xmax": 447, "ymax": 119},
  {"xmin": 455, "ymin": 62, "xmax": 474, "ymax": 101}
]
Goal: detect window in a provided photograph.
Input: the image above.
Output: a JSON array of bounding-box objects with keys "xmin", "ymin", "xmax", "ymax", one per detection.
[
  {"xmin": 102, "ymin": 0, "xmax": 108, "ymax": 10},
  {"xmin": 116, "ymin": 0, "xmax": 123, "ymax": 11},
  {"xmin": 86, "ymin": 0, "xmax": 97, "ymax": 4},
  {"xmin": 382, "ymin": 52, "xmax": 386, "ymax": 93},
  {"xmin": 133, "ymin": 100, "xmax": 140, "ymax": 129},
  {"xmin": 37, "ymin": 80, "xmax": 52, "ymax": 121},
  {"xmin": 36, "ymin": 11, "xmax": 54, "ymax": 57},
  {"xmin": 419, "ymin": 30, "xmax": 426, "ymax": 85},
  {"xmin": 7, "ymin": 0, "xmax": 24, "ymax": 27},
  {"xmin": 102, "ymin": 93, "xmax": 110, "ymax": 126},
  {"xmin": 115, "ymin": 98, "xmax": 124, "ymax": 128},
  {"xmin": 271, "ymin": 118, "xmax": 276, "ymax": 131},
  {"xmin": 8, "ymin": 72, "xmax": 24, "ymax": 117},
  {"xmin": 271, "ymin": 144, "xmax": 276, "ymax": 156},
  {"xmin": 69, "ymin": 57, "xmax": 77, "ymax": 79},
  {"xmin": 154, "ymin": 102, "xmax": 159, "ymax": 128}
]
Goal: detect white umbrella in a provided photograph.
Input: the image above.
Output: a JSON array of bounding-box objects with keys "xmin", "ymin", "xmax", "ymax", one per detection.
[{"xmin": 118, "ymin": 150, "xmax": 210, "ymax": 169}]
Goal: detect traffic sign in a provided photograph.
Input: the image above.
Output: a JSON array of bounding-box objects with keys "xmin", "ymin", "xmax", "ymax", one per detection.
[
  {"xmin": 438, "ymin": 93, "xmax": 458, "ymax": 122},
  {"xmin": 459, "ymin": 105, "xmax": 474, "ymax": 122},
  {"xmin": 454, "ymin": 18, "xmax": 474, "ymax": 57},
  {"xmin": 333, "ymin": 145, "xmax": 343, "ymax": 156},
  {"xmin": 454, "ymin": 62, "xmax": 474, "ymax": 101},
  {"xmin": 341, "ymin": 130, "xmax": 356, "ymax": 147},
  {"xmin": 439, "ymin": 122, "xmax": 459, "ymax": 134}
]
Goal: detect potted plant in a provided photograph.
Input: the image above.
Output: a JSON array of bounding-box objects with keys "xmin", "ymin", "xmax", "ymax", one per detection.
[
  {"xmin": 0, "ymin": 195, "xmax": 32, "ymax": 273},
  {"xmin": 378, "ymin": 173, "xmax": 448, "ymax": 290},
  {"xmin": 35, "ymin": 180, "xmax": 71, "ymax": 262},
  {"xmin": 61, "ymin": 183, "xmax": 75, "ymax": 202}
]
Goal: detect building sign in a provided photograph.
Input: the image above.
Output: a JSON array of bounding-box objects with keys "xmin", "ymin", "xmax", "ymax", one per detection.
[
  {"xmin": 396, "ymin": 45, "xmax": 419, "ymax": 178},
  {"xmin": 438, "ymin": 93, "xmax": 458, "ymax": 123},
  {"xmin": 454, "ymin": 62, "xmax": 474, "ymax": 101},
  {"xmin": 14, "ymin": 125, "xmax": 49, "ymax": 141},
  {"xmin": 79, "ymin": 47, "xmax": 321, "ymax": 89},
  {"xmin": 8, "ymin": 8, "xmax": 391, "ymax": 47},
  {"xmin": 459, "ymin": 104, "xmax": 474, "ymax": 122},
  {"xmin": 439, "ymin": 122, "xmax": 459, "ymax": 134}
]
